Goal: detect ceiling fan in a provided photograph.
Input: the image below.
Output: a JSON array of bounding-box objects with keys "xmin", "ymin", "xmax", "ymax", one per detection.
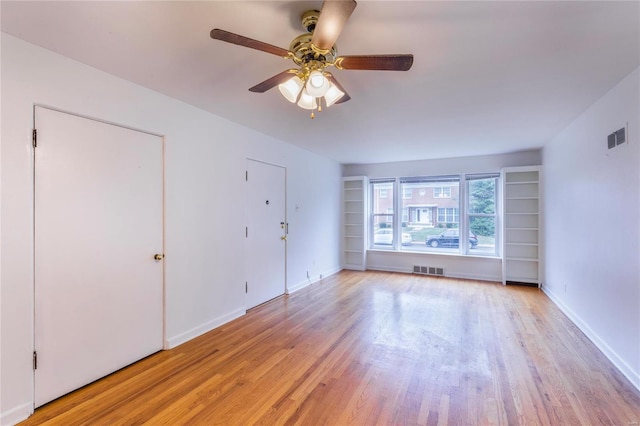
[{"xmin": 210, "ymin": 0, "xmax": 413, "ymax": 118}]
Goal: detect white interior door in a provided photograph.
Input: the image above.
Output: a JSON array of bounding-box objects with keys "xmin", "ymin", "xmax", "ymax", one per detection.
[
  {"xmin": 246, "ymin": 159, "xmax": 286, "ymax": 309},
  {"xmin": 34, "ymin": 107, "xmax": 164, "ymax": 407}
]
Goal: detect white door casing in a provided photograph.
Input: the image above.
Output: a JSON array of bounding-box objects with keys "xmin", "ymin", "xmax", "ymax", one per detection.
[
  {"xmin": 34, "ymin": 107, "xmax": 164, "ymax": 407},
  {"xmin": 245, "ymin": 159, "xmax": 286, "ymax": 309}
]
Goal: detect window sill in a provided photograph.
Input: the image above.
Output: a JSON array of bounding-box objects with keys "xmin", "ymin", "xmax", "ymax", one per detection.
[{"xmin": 367, "ymin": 248, "xmax": 500, "ymax": 260}]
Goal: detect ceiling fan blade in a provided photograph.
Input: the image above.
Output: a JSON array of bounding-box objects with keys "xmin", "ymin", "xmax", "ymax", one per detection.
[
  {"xmin": 210, "ymin": 29, "xmax": 290, "ymax": 58},
  {"xmin": 336, "ymin": 54, "xmax": 414, "ymax": 71},
  {"xmin": 249, "ymin": 69, "xmax": 298, "ymax": 93},
  {"xmin": 311, "ymin": 0, "xmax": 357, "ymax": 51},
  {"xmin": 325, "ymin": 73, "xmax": 351, "ymax": 104}
]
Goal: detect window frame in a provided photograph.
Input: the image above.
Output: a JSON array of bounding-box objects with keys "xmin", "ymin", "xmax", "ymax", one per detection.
[
  {"xmin": 367, "ymin": 173, "xmax": 500, "ymax": 257},
  {"xmin": 434, "ymin": 187, "xmax": 452, "ymax": 198},
  {"xmin": 437, "ymin": 207, "xmax": 459, "ymax": 223},
  {"xmin": 370, "ymin": 179, "xmax": 397, "ymax": 250},
  {"xmin": 465, "ymin": 173, "xmax": 500, "ymax": 257}
]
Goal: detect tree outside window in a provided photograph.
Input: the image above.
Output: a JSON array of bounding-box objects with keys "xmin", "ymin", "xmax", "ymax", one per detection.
[{"xmin": 467, "ymin": 176, "xmax": 498, "ymax": 255}]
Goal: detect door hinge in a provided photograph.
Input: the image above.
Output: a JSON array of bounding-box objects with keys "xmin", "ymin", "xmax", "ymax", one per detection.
[
  {"xmin": 245, "ymin": 170, "xmax": 248, "ymax": 181},
  {"xmin": 32, "ymin": 129, "xmax": 37, "ymax": 148},
  {"xmin": 245, "ymin": 282, "xmax": 248, "ymax": 293},
  {"xmin": 246, "ymin": 227, "xmax": 248, "ymax": 238},
  {"xmin": 33, "ymin": 351, "xmax": 38, "ymax": 370}
]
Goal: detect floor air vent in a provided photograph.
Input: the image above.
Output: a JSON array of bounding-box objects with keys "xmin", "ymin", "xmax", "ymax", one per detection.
[{"xmin": 413, "ymin": 265, "xmax": 444, "ymax": 276}]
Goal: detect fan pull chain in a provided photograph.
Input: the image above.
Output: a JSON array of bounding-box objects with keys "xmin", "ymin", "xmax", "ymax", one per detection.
[{"xmin": 310, "ymin": 97, "xmax": 324, "ymax": 119}]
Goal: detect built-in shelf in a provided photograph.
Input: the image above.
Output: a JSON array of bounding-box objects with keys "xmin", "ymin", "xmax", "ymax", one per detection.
[
  {"xmin": 502, "ymin": 166, "xmax": 541, "ymax": 286},
  {"xmin": 343, "ymin": 177, "xmax": 368, "ymax": 271}
]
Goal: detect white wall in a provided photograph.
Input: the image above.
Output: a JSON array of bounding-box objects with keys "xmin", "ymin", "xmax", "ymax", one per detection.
[
  {"xmin": 0, "ymin": 34, "xmax": 341, "ymax": 425},
  {"xmin": 343, "ymin": 151, "xmax": 541, "ymax": 179},
  {"xmin": 343, "ymin": 151, "xmax": 541, "ymax": 280},
  {"xmin": 542, "ymin": 67, "xmax": 640, "ymax": 390}
]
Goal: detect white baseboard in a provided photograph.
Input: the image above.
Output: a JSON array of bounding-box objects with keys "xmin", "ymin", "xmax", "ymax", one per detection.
[
  {"xmin": 165, "ymin": 308, "xmax": 246, "ymax": 349},
  {"xmin": 446, "ymin": 271, "xmax": 501, "ymax": 283},
  {"xmin": 366, "ymin": 265, "xmax": 411, "ymax": 273},
  {"xmin": 542, "ymin": 285, "xmax": 640, "ymax": 392},
  {"xmin": 287, "ymin": 278, "xmax": 313, "ymax": 294},
  {"xmin": 1, "ymin": 402, "xmax": 32, "ymax": 426},
  {"xmin": 287, "ymin": 266, "xmax": 343, "ymax": 294}
]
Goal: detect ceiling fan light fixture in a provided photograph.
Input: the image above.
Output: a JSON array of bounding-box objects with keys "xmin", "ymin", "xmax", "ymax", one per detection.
[
  {"xmin": 278, "ymin": 75, "xmax": 304, "ymax": 103},
  {"xmin": 305, "ymin": 70, "xmax": 330, "ymax": 97},
  {"xmin": 297, "ymin": 88, "xmax": 317, "ymax": 110},
  {"xmin": 211, "ymin": 1, "xmax": 414, "ymax": 117},
  {"xmin": 324, "ymin": 82, "xmax": 345, "ymax": 107}
]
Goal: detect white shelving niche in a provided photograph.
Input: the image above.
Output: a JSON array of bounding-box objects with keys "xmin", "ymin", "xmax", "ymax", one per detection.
[
  {"xmin": 342, "ymin": 176, "xmax": 368, "ymax": 271},
  {"xmin": 501, "ymin": 166, "xmax": 542, "ymax": 286}
]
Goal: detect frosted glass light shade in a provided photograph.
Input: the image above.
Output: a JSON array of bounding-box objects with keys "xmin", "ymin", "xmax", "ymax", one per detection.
[
  {"xmin": 297, "ymin": 89, "xmax": 317, "ymax": 110},
  {"xmin": 305, "ymin": 70, "xmax": 330, "ymax": 97},
  {"xmin": 278, "ymin": 76, "xmax": 304, "ymax": 103},
  {"xmin": 324, "ymin": 82, "xmax": 345, "ymax": 107}
]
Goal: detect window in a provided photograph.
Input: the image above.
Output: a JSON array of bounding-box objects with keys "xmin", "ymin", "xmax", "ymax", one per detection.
[
  {"xmin": 369, "ymin": 173, "xmax": 499, "ymax": 257},
  {"xmin": 434, "ymin": 187, "xmax": 451, "ymax": 198},
  {"xmin": 467, "ymin": 174, "xmax": 499, "ymax": 255},
  {"xmin": 400, "ymin": 176, "xmax": 460, "ymax": 253},
  {"xmin": 371, "ymin": 180, "xmax": 395, "ymax": 248},
  {"xmin": 437, "ymin": 207, "xmax": 459, "ymax": 223}
]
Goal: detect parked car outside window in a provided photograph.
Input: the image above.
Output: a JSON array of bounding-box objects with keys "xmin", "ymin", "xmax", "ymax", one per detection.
[
  {"xmin": 374, "ymin": 229, "xmax": 412, "ymax": 245},
  {"xmin": 425, "ymin": 229, "xmax": 478, "ymax": 249}
]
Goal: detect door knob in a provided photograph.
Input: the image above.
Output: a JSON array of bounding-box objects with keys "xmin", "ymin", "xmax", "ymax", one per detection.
[
  {"xmin": 281, "ymin": 236, "xmax": 287, "ymax": 241},
  {"xmin": 154, "ymin": 254, "xmax": 164, "ymax": 261}
]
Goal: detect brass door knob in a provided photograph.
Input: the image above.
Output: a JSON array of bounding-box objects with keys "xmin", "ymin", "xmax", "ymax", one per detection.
[{"xmin": 154, "ymin": 254, "xmax": 164, "ymax": 261}]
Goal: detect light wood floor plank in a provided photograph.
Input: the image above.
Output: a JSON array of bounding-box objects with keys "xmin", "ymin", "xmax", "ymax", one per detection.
[{"xmin": 20, "ymin": 271, "xmax": 640, "ymax": 425}]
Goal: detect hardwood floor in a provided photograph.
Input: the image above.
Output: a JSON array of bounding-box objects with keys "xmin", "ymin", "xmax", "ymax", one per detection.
[{"xmin": 21, "ymin": 271, "xmax": 640, "ymax": 425}]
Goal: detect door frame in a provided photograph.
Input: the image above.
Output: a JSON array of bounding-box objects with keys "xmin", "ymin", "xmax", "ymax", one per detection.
[
  {"xmin": 31, "ymin": 104, "xmax": 167, "ymax": 406},
  {"xmin": 245, "ymin": 157, "xmax": 288, "ymax": 301}
]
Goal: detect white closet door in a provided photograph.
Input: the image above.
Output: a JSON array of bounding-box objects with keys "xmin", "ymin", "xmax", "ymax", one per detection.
[
  {"xmin": 246, "ymin": 159, "xmax": 286, "ymax": 309},
  {"xmin": 34, "ymin": 107, "xmax": 164, "ymax": 407}
]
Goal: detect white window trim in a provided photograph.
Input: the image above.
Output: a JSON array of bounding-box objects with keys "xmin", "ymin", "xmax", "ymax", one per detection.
[{"xmin": 368, "ymin": 174, "xmax": 500, "ymax": 258}]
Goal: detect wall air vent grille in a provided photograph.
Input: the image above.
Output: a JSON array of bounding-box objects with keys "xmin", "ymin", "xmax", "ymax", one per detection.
[
  {"xmin": 413, "ymin": 265, "xmax": 445, "ymax": 277},
  {"xmin": 608, "ymin": 123, "xmax": 628, "ymax": 149},
  {"xmin": 616, "ymin": 127, "xmax": 626, "ymax": 145}
]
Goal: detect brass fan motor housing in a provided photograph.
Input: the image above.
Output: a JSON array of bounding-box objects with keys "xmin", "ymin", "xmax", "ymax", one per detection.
[
  {"xmin": 289, "ymin": 34, "xmax": 337, "ymax": 65},
  {"xmin": 289, "ymin": 10, "xmax": 338, "ymax": 68},
  {"xmin": 301, "ymin": 10, "xmax": 320, "ymax": 32}
]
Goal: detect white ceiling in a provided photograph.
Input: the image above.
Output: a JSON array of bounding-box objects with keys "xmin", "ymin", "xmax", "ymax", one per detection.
[{"xmin": 2, "ymin": 1, "xmax": 639, "ymax": 164}]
